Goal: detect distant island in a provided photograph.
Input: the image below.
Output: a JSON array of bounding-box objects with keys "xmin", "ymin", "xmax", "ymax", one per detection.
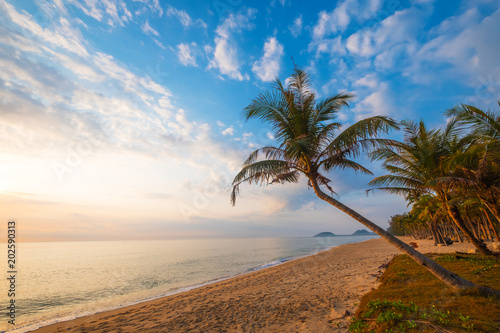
[
  {"xmin": 313, "ymin": 232, "xmax": 336, "ymax": 237},
  {"xmin": 313, "ymin": 230, "xmax": 376, "ymax": 237},
  {"xmin": 352, "ymin": 229, "xmax": 376, "ymax": 236}
]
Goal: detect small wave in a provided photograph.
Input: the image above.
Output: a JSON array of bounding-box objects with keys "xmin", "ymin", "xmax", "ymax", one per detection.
[{"xmin": 249, "ymin": 257, "xmax": 292, "ymax": 271}]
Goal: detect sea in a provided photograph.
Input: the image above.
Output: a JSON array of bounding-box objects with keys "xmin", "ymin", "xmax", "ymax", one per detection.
[{"xmin": 0, "ymin": 235, "xmax": 377, "ymax": 332}]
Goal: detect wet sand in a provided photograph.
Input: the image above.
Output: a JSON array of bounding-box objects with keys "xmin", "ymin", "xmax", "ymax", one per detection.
[{"xmin": 30, "ymin": 237, "xmax": 480, "ymax": 332}]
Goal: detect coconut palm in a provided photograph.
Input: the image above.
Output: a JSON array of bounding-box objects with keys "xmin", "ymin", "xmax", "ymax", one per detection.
[
  {"xmin": 369, "ymin": 119, "xmax": 493, "ymax": 255},
  {"xmin": 411, "ymin": 195, "xmax": 448, "ymax": 244},
  {"xmin": 445, "ymin": 103, "xmax": 500, "ymax": 235},
  {"xmin": 230, "ymin": 67, "xmax": 498, "ymax": 294}
]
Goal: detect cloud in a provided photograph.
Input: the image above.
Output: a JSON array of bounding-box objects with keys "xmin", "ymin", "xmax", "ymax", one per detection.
[
  {"xmin": 354, "ymin": 73, "xmax": 378, "ymax": 88},
  {"xmin": 289, "ymin": 15, "xmax": 302, "ymax": 38},
  {"xmin": 222, "ymin": 127, "xmax": 235, "ymax": 135},
  {"xmin": 1, "ymin": 1, "xmax": 88, "ymax": 57},
  {"xmin": 153, "ymin": 38, "xmax": 166, "ymax": 49},
  {"xmin": 271, "ymin": 0, "xmax": 289, "ymax": 7},
  {"xmin": 313, "ymin": 0, "xmax": 354, "ymax": 39},
  {"xmin": 132, "ymin": 0, "xmax": 164, "ymax": 17},
  {"xmin": 177, "ymin": 43, "xmax": 198, "ymax": 67},
  {"xmin": 208, "ymin": 8, "xmax": 256, "ymax": 81},
  {"xmin": 311, "ymin": 0, "xmax": 383, "ymax": 40},
  {"xmin": 141, "ymin": 20, "xmax": 160, "ymax": 36},
  {"xmin": 70, "ymin": 0, "xmax": 132, "ymax": 26},
  {"xmin": 352, "ymin": 78, "xmax": 396, "ymax": 120},
  {"xmin": 252, "ymin": 37, "xmax": 284, "ymax": 82},
  {"xmin": 166, "ymin": 5, "xmax": 207, "ymax": 29},
  {"xmin": 345, "ymin": 7, "xmax": 424, "ymax": 57},
  {"xmin": 309, "ymin": 36, "xmax": 346, "ymax": 59},
  {"xmin": 409, "ymin": 7, "xmax": 500, "ymax": 88}
]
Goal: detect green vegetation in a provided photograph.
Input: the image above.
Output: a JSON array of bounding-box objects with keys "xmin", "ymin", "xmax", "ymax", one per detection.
[{"xmin": 350, "ymin": 254, "xmax": 500, "ymax": 332}]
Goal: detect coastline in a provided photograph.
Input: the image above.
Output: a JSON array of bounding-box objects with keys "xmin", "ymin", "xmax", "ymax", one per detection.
[
  {"xmin": 27, "ymin": 237, "xmax": 479, "ymax": 332},
  {"xmin": 8, "ymin": 236, "xmax": 375, "ymax": 333},
  {"xmin": 9, "ymin": 236, "xmax": 375, "ymax": 333}
]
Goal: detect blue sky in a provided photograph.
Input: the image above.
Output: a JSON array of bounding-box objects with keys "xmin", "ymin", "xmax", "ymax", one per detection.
[{"xmin": 1, "ymin": 0, "xmax": 499, "ymax": 241}]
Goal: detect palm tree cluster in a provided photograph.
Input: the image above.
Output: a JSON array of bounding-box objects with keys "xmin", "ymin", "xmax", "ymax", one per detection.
[
  {"xmin": 370, "ymin": 105, "xmax": 500, "ymax": 255},
  {"xmin": 230, "ymin": 66, "xmax": 499, "ymax": 295}
]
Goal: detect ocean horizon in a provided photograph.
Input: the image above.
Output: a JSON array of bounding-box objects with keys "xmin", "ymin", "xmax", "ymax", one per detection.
[{"xmin": 1, "ymin": 235, "xmax": 378, "ymax": 332}]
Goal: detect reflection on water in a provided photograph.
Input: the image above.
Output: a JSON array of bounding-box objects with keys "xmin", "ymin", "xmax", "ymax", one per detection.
[{"xmin": 0, "ymin": 235, "xmax": 377, "ymax": 332}]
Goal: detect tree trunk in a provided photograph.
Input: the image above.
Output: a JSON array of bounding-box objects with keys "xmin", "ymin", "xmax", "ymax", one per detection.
[
  {"xmin": 437, "ymin": 227, "xmax": 448, "ymax": 246},
  {"xmin": 445, "ymin": 205, "xmax": 492, "ymax": 255},
  {"xmin": 450, "ymin": 223, "xmax": 463, "ymax": 243},
  {"xmin": 484, "ymin": 204, "xmax": 500, "ymax": 242},
  {"xmin": 429, "ymin": 222, "xmax": 439, "ymax": 246},
  {"xmin": 308, "ymin": 176, "xmax": 499, "ymax": 295},
  {"xmin": 480, "ymin": 218, "xmax": 491, "ymax": 242}
]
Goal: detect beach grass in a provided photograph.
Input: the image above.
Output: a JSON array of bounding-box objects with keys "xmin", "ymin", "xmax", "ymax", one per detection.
[{"xmin": 351, "ymin": 253, "xmax": 500, "ymax": 332}]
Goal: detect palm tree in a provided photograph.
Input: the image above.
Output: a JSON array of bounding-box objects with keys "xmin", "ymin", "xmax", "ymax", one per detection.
[
  {"xmin": 445, "ymin": 103, "xmax": 500, "ymax": 235},
  {"xmin": 411, "ymin": 195, "xmax": 448, "ymax": 245},
  {"xmin": 369, "ymin": 119, "xmax": 493, "ymax": 255},
  {"xmin": 230, "ymin": 67, "xmax": 498, "ymax": 294}
]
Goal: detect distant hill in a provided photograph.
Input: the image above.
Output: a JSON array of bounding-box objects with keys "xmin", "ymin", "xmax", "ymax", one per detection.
[
  {"xmin": 313, "ymin": 232, "xmax": 336, "ymax": 237},
  {"xmin": 352, "ymin": 229, "xmax": 376, "ymax": 236}
]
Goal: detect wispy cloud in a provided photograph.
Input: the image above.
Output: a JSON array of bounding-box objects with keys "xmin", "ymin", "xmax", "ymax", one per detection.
[
  {"xmin": 177, "ymin": 43, "xmax": 198, "ymax": 67},
  {"xmin": 312, "ymin": 0, "xmax": 384, "ymax": 40},
  {"xmin": 71, "ymin": 0, "xmax": 133, "ymax": 27},
  {"xmin": 166, "ymin": 5, "xmax": 207, "ymax": 29},
  {"xmin": 132, "ymin": 0, "xmax": 164, "ymax": 17},
  {"xmin": 141, "ymin": 20, "xmax": 160, "ymax": 36},
  {"xmin": 289, "ymin": 15, "xmax": 303, "ymax": 38}
]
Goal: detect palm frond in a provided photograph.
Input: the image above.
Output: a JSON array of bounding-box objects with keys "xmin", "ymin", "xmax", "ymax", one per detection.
[
  {"xmin": 369, "ymin": 174, "xmax": 426, "ymax": 191},
  {"xmin": 446, "ymin": 103, "xmax": 500, "ymax": 141},
  {"xmin": 270, "ymin": 171, "xmax": 300, "ymax": 184},
  {"xmin": 314, "ymin": 92, "xmax": 353, "ymax": 123},
  {"xmin": 243, "ymin": 147, "xmax": 289, "ymax": 166},
  {"xmin": 230, "ymin": 160, "xmax": 294, "ymax": 205},
  {"xmin": 243, "ymin": 89, "xmax": 295, "ymax": 141},
  {"xmin": 321, "ymin": 156, "xmax": 373, "ymax": 175},
  {"xmin": 317, "ymin": 117, "xmax": 398, "ymax": 168}
]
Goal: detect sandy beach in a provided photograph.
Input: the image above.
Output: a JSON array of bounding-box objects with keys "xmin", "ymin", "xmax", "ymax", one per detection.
[{"xmin": 30, "ymin": 237, "xmax": 483, "ymax": 333}]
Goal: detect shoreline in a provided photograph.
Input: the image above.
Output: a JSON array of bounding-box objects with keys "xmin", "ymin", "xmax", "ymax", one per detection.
[
  {"xmin": 27, "ymin": 237, "xmax": 481, "ymax": 332},
  {"xmin": 16, "ymin": 236, "xmax": 375, "ymax": 333}
]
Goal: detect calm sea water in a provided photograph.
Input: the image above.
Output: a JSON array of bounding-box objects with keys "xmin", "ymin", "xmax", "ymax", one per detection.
[{"xmin": 0, "ymin": 236, "xmax": 377, "ymax": 332}]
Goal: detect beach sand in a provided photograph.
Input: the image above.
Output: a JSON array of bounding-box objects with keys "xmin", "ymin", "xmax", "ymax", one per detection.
[{"xmin": 30, "ymin": 237, "xmax": 484, "ymax": 333}]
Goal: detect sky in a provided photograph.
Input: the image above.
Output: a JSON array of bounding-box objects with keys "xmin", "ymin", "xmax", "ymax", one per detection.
[{"xmin": 1, "ymin": 0, "xmax": 499, "ymax": 242}]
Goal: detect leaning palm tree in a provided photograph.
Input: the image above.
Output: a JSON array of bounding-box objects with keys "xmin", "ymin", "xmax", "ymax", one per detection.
[{"xmin": 230, "ymin": 67, "xmax": 499, "ymax": 294}]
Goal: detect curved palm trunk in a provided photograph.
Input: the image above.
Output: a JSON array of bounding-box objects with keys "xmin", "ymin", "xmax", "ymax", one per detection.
[
  {"xmin": 484, "ymin": 203, "xmax": 500, "ymax": 242},
  {"xmin": 428, "ymin": 222, "xmax": 440, "ymax": 246},
  {"xmin": 445, "ymin": 205, "xmax": 492, "ymax": 255},
  {"xmin": 309, "ymin": 176, "xmax": 500, "ymax": 295}
]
